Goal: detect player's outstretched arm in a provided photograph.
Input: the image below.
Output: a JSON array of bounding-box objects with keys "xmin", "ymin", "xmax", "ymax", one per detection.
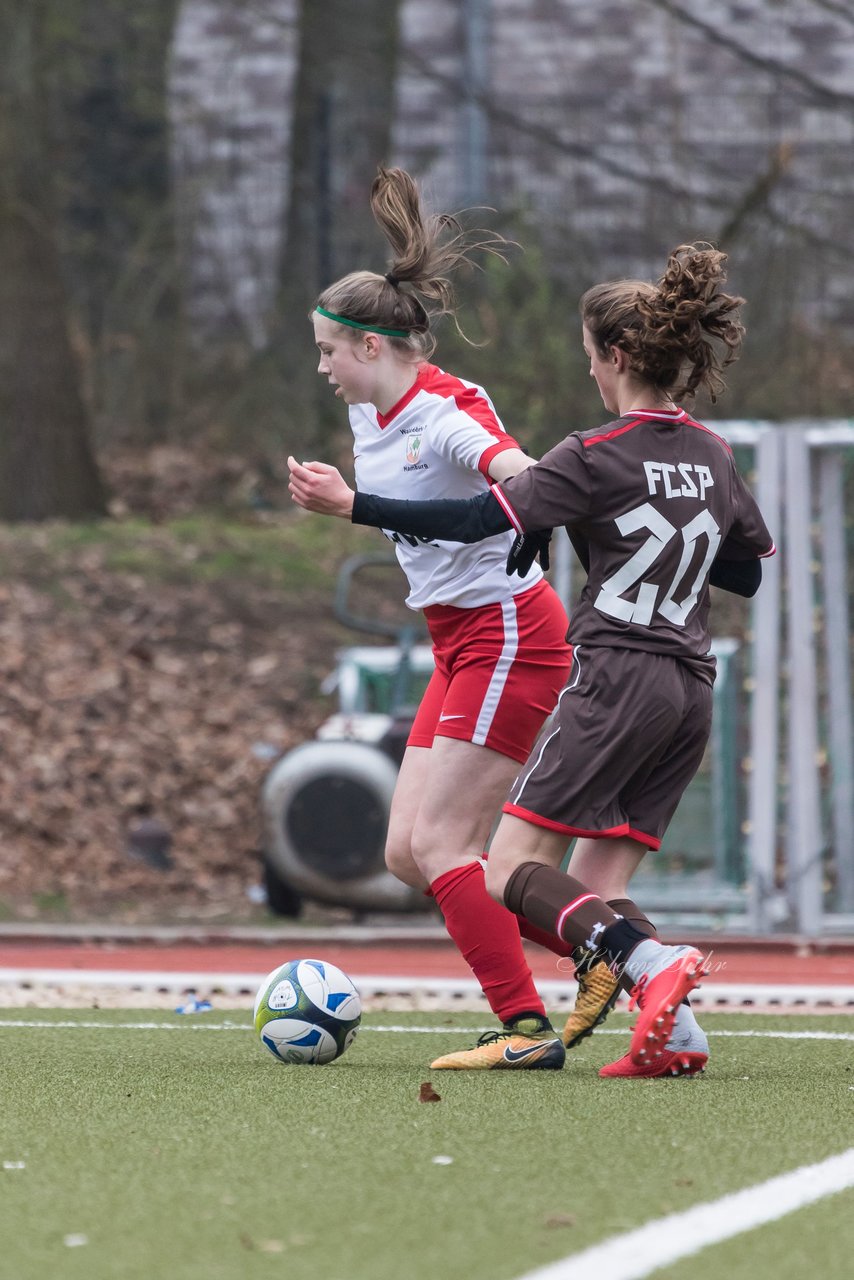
[
  {"xmin": 288, "ymin": 457, "xmax": 355, "ymax": 518},
  {"xmin": 352, "ymin": 488, "xmax": 512, "ymax": 543}
]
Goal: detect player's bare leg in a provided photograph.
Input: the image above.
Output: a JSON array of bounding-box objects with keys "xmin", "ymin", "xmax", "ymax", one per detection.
[
  {"xmin": 392, "ymin": 740, "xmax": 564, "ymax": 1069},
  {"xmin": 407, "ymin": 737, "xmax": 520, "ymax": 882},
  {"xmin": 565, "ymin": 836, "xmax": 646, "ymax": 902},
  {"xmin": 384, "ymin": 745, "xmax": 433, "ymax": 891}
]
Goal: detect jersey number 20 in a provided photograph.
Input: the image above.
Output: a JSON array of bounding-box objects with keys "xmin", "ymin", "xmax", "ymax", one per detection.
[{"xmin": 595, "ymin": 503, "xmax": 721, "ymax": 627}]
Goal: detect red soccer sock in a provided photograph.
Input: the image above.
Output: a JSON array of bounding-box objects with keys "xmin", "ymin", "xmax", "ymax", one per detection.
[
  {"xmin": 430, "ymin": 861, "xmax": 547, "ymax": 1024},
  {"xmin": 514, "ymin": 915, "xmax": 576, "ymax": 959}
]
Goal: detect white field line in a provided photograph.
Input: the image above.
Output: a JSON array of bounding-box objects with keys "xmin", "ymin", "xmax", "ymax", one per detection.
[
  {"xmin": 517, "ymin": 1148, "xmax": 854, "ymax": 1280},
  {"xmin": 1, "ymin": 969, "xmax": 853, "ymax": 1007},
  {"xmin": 0, "ymin": 1018, "xmax": 854, "ymax": 1041}
]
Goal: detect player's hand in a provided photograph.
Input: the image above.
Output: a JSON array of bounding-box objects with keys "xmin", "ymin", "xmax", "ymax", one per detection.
[
  {"xmin": 505, "ymin": 529, "xmax": 552, "ymax": 576},
  {"xmin": 288, "ymin": 456, "xmax": 355, "ymax": 518}
]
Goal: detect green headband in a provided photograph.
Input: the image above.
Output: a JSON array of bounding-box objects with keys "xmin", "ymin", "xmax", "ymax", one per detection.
[{"xmin": 315, "ymin": 306, "xmax": 409, "ymax": 338}]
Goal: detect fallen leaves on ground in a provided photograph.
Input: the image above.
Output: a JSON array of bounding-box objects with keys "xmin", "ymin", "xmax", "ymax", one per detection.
[{"xmin": 0, "ymin": 450, "xmax": 370, "ymax": 922}]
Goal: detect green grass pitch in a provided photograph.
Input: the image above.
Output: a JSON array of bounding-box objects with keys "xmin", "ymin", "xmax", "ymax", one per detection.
[{"xmin": 1, "ymin": 1008, "xmax": 853, "ymax": 1280}]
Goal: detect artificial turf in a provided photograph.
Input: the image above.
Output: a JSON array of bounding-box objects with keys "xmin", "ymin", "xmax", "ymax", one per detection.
[{"xmin": 1, "ymin": 1008, "xmax": 853, "ymax": 1280}]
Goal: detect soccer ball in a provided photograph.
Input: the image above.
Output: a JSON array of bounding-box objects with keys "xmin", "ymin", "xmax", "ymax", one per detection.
[{"xmin": 253, "ymin": 958, "xmax": 361, "ymax": 1065}]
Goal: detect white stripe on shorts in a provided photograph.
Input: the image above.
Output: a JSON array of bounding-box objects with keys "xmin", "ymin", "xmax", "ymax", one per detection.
[
  {"xmin": 472, "ymin": 598, "xmax": 519, "ymax": 746},
  {"xmin": 509, "ymin": 646, "xmax": 583, "ymax": 806}
]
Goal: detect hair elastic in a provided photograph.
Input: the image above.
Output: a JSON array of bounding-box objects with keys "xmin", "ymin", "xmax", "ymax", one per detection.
[
  {"xmin": 315, "ymin": 306, "xmax": 409, "ymax": 338},
  {"xmin": 384, "ymin": 272, "xmax": 401, "ymax": 287}
]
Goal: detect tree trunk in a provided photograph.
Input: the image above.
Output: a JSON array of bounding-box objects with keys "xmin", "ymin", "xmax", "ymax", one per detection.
[
  {"xmin": 275, "ymin": 0, "xmax": 401, "ymax": 454},
  {"xmin": 283, "ymin": 0, "xmax": 401, "ymax": 304},
  {"xmin": 0, "ymin": 1, "xmax": 105, "ymax": 520},
  {"xmin": 54, "ymin": 0, "xmax": 181, "ymax": 446}
]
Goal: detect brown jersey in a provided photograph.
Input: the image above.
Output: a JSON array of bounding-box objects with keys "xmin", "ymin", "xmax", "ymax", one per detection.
[{"xmin": 492, "ymin": 409, "xmax": 774, "ymax": 682}]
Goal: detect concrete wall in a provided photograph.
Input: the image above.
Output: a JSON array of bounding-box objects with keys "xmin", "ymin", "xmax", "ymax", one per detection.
[{"xmin": 170, "ymin": 0, "xmax": 854, "ymax": 343}]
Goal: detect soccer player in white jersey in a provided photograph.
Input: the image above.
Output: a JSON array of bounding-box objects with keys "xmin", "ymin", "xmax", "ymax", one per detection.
[
  {"xmin": 289, "ymin": 167, "xmax": 597, "ymax": 1070},
  {"xmin": 290, "ymin": 243, "xmax": 774, "ymax": 1078}
]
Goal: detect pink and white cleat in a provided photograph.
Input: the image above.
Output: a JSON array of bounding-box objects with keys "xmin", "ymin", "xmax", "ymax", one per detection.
[
  {"xmin": 599, "ymin": 1049, "xmax": 708, "ymax": 1078},
  {"xmin": 624, "ymin": 943, "xmax": 710, "ymax": 1066},
  {"xmin": 600, "ymin": 1006, "xmax": 709, "ymax": 1078}
]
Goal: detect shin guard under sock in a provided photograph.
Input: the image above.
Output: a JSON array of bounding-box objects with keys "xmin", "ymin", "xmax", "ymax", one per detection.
[{"xmin": 431, "ymin": 862, "xmax": 547, "ymax": 1024}]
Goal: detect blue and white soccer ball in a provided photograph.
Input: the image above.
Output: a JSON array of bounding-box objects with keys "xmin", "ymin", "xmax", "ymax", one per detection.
[{"xmin": 253, "ymin": 958, "xmax": 361, "ymax": 1065}]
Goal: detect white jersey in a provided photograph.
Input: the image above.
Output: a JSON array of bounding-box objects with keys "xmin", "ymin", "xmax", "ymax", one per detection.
[{"xmin": 350, "ymin": 363, "xmax": 543, "ymax": 610}]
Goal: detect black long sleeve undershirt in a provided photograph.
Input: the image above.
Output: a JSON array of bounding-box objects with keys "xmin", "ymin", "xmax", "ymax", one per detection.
[
  {"xmin": 351, "ymin": 490, "xmax": 762, "ymax": 598},
  {"xmin": 352, "ymin": 488, "xmax": 508, "ymax": 543},
  {"xmin": 709, "ymin": 556, "xmax": 762, "ymax": 597}
]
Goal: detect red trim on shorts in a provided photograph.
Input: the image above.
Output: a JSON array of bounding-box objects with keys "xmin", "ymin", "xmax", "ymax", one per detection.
[{"xmin": 501, "ymin": 802, "xmax": 660, "ymax": 850}]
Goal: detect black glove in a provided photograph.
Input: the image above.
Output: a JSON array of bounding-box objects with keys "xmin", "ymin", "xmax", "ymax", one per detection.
[{"xmin": 505, "ymin": 529, "xmax": 552, "ymax": 576}]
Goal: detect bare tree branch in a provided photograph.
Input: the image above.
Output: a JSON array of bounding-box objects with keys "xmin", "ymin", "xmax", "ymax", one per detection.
[
  {"xmin": 715, "ymin": 142, "xmax": 794, "ymax": 243},
  {"xmin": 399, "ymin": 44, "xmax": 731, "ymax": 211},
  {"xmin": 643, "ymin": 0, "xmax": 854, "ymax": 111},
  {"xmin": 401, "ymin": 43, "xmax": 853, "ymax": 265},
  {"xmin": 809, "ymin": 0, "xmax": 854, "ymax": 30}
]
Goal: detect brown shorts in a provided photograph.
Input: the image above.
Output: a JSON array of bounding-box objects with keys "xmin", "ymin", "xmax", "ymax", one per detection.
[{"xmin": 502, "ymin": 643, "xmax": 713, "ymax": 849}]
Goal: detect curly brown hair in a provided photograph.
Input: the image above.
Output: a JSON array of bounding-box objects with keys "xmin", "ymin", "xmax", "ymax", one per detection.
[
  {"xmin": 580, "ymin": 244, "xmax": 745, "ymax": 402},
  {"xmin": 316, "ymin": 167, "xmax": 509, "ymax": 359}
]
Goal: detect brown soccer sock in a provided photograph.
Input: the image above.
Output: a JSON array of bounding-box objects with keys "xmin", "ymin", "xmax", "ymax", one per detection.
[
  {"xmin": 573, "ymin": 900, "xmax": 656, "ymax": 975},
  {"xmin": 607, "ymin": 898, "xmax": 657, "ymax": 939},
  {"xmin": 504, "ymin": 863, "xmax": 658, "ymax": 972},
  {"xmin": 504, "ymin": 862, "xmax": 624, "ymax": 953},
  {"xmin": 483, "ymin": 850, "xmax": 576, "ymax": 959},
  {"xmin": 503, "ymin": 882, "xmax": 663, "ymax": 986}
]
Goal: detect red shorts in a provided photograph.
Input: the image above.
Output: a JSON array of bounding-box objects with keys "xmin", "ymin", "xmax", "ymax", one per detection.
[{"xmin": 407, "ymin": 579, "xmax": 572, "ymax": 764}]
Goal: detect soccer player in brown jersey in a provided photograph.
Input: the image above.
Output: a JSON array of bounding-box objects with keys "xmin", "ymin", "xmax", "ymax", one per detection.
[{"xmin": 289, "ymin": 243, "xmax": 775, "ymax": 1078}]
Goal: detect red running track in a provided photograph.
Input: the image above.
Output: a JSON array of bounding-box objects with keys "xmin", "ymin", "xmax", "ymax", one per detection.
[{"xmin": 1, "ymin": 940, "xmax": 853, "ymax": 985}]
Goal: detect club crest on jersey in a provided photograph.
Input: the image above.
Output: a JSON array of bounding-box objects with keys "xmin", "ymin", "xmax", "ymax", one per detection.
[{"xmin": 403, "ymin": 434, "xmax": 428, "ymax": 472}]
